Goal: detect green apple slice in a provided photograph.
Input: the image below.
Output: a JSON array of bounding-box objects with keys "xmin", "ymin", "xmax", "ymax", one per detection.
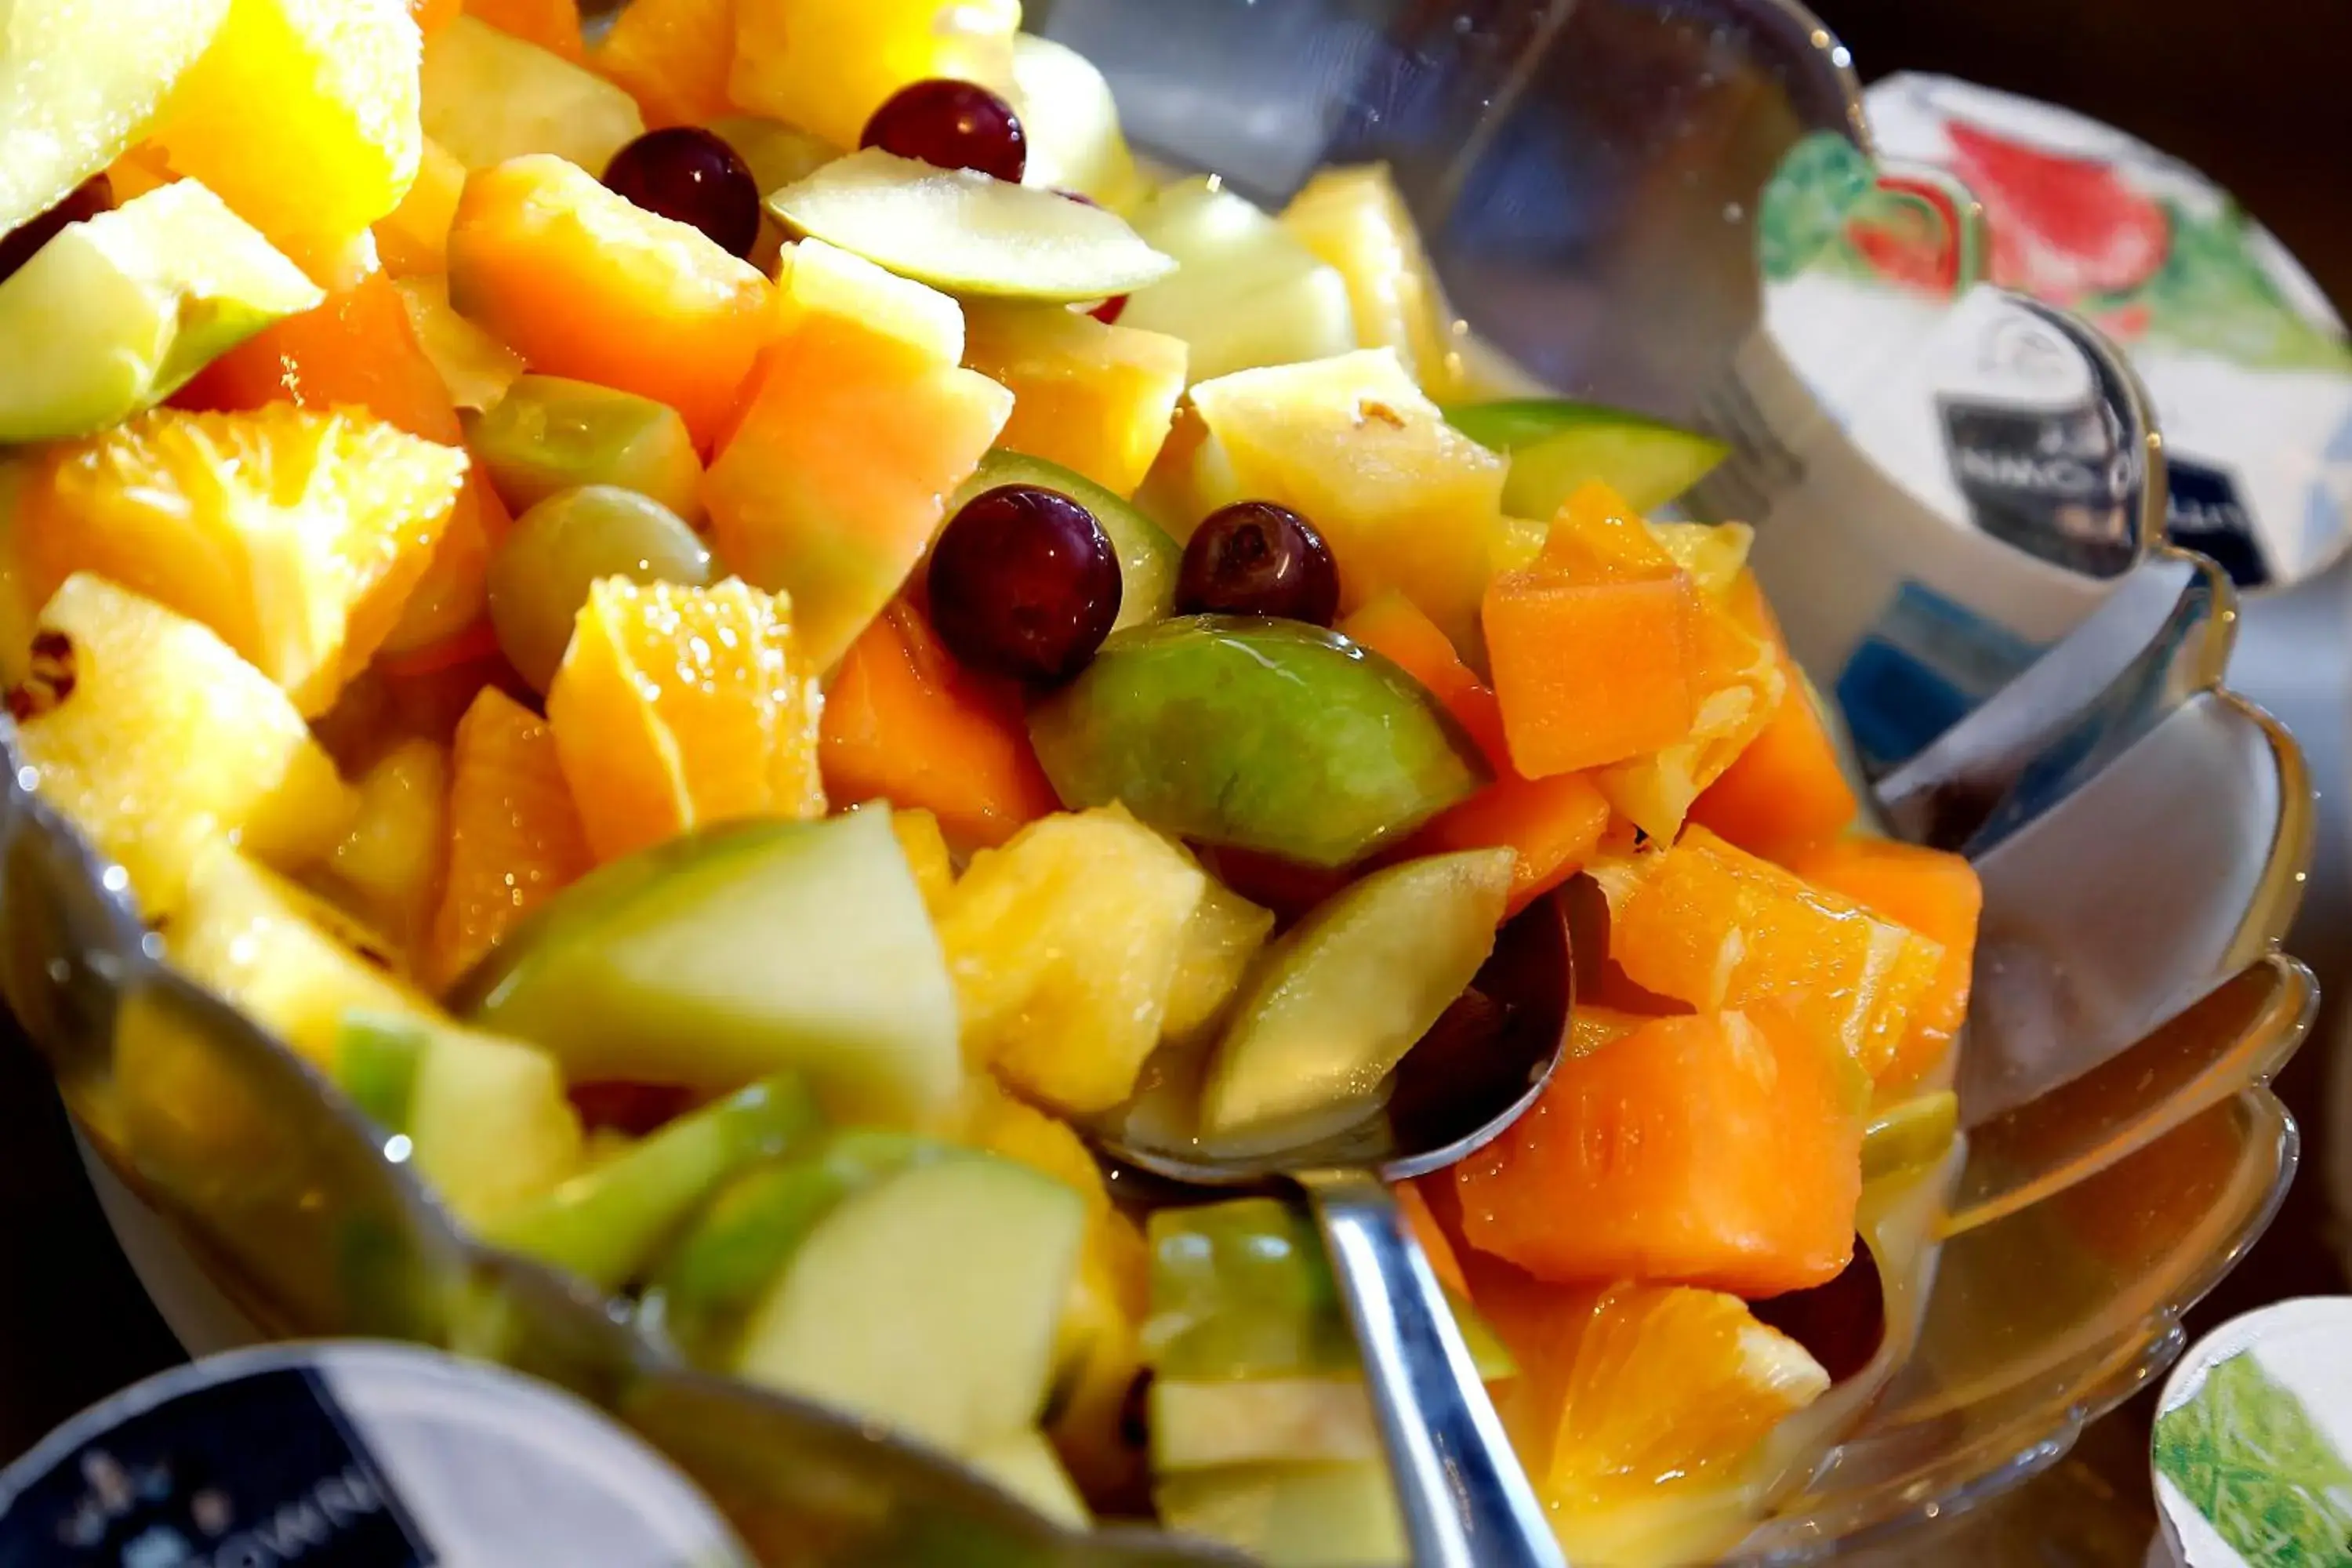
[
  {"xmin": 1443, "ymin": 398, "xmax": 1730, "ymax": 517},
  {"xmin": 0, "ymin": 0, "xmax": 230, "ymax": 234},
  {"xmin": 0, "ymin": 180, "xmax": 323, "ymax": 442},
  {"xmin": 422, "ymin": 15, "xmax": 644, "ymax": 173},
  {"xmin": 1155, "ymin": 1462, "xmax": 1405, "ymax": 1566},
  {"xmin": 1151, "ymin": 1378, "xmax": 1380, "ymax": 1472},
  {"xmin": 953, "ymin": 448, "xmax": 1178, "ymax": 630},
  {"xmin": 1200, "ymin": 848, "xmax": 1514, "ymax": 1141},
  {"xmin": 768, "ymin": 147, "xmax": 1176, "ymax": 303},
  {"xmin": 1029, "ymin": 615, "xmax": 1489, "ymax": 869},
  {"xmin": 480, "ymin": 1071, "xmax": 821, "ymax": 1290},
  {"xmin": 1120, "ymin": 177, "xmax": 1358, "ymax": 384},
  {"xmin": 1008, "ymin": 33, "xmax": 1147, "ymax": 213},
  {"xmin": 731, "ymin": 1153, "xmax": 1087, "ymax": 1453},
  {"xmin": 964, "ymin": 1430, "xmax": 1091, "ymax": 1530},
  {"xmin": 451, "ymin": 810, "xmax": 963, "ymax": 1122}
]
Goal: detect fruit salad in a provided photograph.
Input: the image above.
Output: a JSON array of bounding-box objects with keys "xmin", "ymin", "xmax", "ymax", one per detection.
[{"xmin": 0, "ymin": 1, "xmax": 1985, "ymax": 1563}]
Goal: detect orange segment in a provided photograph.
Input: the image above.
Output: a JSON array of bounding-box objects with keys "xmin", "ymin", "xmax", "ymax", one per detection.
[
  {"xmin": 447, "ymin": 155, "xmax": 775, "ymax": 449},
  {"xmin": 1456, "ymin": 1008, "xmax": 1860, "ymax": 1297},
  {"xmin": 1594, "ymin": 824, "xmax": 1946, "ymax": 1080},
  {"xmin": 546, "ymin": 577, "xmax": 826, "ymax": 862},
  {"xmin": 819, "ymin": 601, "xmax": 1062, "ymax": 852},
  {"xmin": 412, "ymin": 0, "xmax": 462, "ymax": 34},
  {"xmin": 426, "ymin": 687, "xmax": 593, "ymax": 990},
  {"xmin": 1592, "ymin": 584, "xmax": 1785, "ymax": 842},
  {"xmin": 1470, "ymin": 1269, "xmax": 1828, "ymax": 1550},
  {"xmin": 593, "ymin": 0, "xmax": 737, "ymax": 128},
  {"xmin": 463, "ymin": 0, "xmax": 584, "ymax": 60},
  {"xmin": 1784, "ymin": 838, "xmax": 1981, "ymax": 1090}
]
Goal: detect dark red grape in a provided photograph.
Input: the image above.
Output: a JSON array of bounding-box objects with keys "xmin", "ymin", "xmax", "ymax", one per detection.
[
  {"xmin": 862, "ymin": 78, "xmax": 1027, "ymax": 183},
  {"xmin": 604, "ymin": 128, "xmax": 763, "ymax": 259},
  {"xmin": 1748, "ymin": 1236, "xmax": 1885, "ymax": 1382},
  {"xmin": 1175, "ymin": 502, "xmax": 1341, "ymax": 626},
  {"xmin": 0, "ymin": 175, "xmax": 114, "ymax": 285},
  {"xmin": 928, "ymin": 485, "xmax": 1122, "ymax": 684}
]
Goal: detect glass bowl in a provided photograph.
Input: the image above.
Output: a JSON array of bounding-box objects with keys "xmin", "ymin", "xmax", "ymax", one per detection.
[{"xmin": 0, "ymin": 0, "xmax": 2320, "ymax": 1561}]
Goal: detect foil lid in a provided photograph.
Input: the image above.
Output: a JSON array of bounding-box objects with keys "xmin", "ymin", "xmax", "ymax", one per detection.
[
  {"xmin": 2148, "ymin": 1298, "xmax": 2352, "ymax": 1567},
  {"xmin": 0, "ymin": 1343, "xmax": 752, "ymax": 1567}
]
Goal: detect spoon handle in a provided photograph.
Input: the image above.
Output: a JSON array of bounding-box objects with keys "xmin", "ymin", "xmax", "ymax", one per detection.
[{"xmin": 1298, "ymin": 1168, "xmax": 1566, "ymax": 1568}]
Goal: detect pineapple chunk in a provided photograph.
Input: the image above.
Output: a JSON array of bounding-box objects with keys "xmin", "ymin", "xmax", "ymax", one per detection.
[
  {"xmin": 729, "ymin": 0, "xmax": 1021, "ymax": 154},
  {"xmin": 1009, "ymin": 33, "xmax": 1146, "ymax": 212},
  {"xmin": 963, "ymin": 302, "xmax": 1189, "ymax": 499},
  {"xmin": 18, "ymin": 405, "xmax": 470, "ymax": 716},
  {"xmin": 889, "ymin": 805, "xmax": 958, "ymax": 916},
  {"xmin": 936, "ymin": 806, "xmax": 1206, "ymax": 1115},
  {"xmin": 152, "ymin": 0, "xmax": 424, "ymax": 285},
  {"xmin": 393, "ymin": 274, "xmax": 526, "ymax": 411},
  {"xmin": 375, "ymin": 134, "xmax": 467, "ymax": 278},
  {"xmin": 423, "ymin": 15, "xmax": 645, "ymax": 173},
  {"xmin": 1281, "ymin": 164, "xmax": 1462, "ymax": 399},
  {"xmin": 172, "ymin": 843, "xmax": 441, "ymax": 1073},
  {"xmin": 13, "ymin": 575, "xmax": 356, "ymax": 916},
  {"xmin": 323, "ymin": 737, "xmax": 450, "ymax": 953},
  {"xmin": 1162, "ymin": 876, "xmax": 1276, "ymax": 1040},
  {"xmin": 1189, "ymin": 349, "xmax": 1507, "ymax": 654}
]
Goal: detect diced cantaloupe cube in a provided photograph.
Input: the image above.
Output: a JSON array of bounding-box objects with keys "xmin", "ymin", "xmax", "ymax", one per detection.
[{"xmin": 963, "ymin": 302, "xmax": 1188, "ymax": 499}]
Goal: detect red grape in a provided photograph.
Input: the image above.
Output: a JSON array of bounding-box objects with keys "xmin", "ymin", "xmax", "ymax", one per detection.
[
  {"xmin": 861, "ymin": 78, "xmax": 1027, "ymax": 184},
  {"xmin": 1748, "ymin": 1236, "xmax": 1885, "ymax": 1382},
  {"xmin": 604, "ymin": 128, "xmax": 763, "ymax": 260},
  {"xmin": 928, "ymin": 485, "xmax": 1122, "ymax": 684},
  {"xmin": 0, "ymin": 175, "xmax": 114, "ymax": 285},
  {"xmin": 1174, "ymin": 502, "xmax": 1341, "ymax": 626}
]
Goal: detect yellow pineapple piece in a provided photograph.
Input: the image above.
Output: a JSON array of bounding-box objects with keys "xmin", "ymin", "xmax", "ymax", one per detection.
[
  {"xmin": 547, "ymin": 576, "xmax": 826, "ymax": 863},
  {"xmin": 393, "ymin": 274, "xmax": 526, "ymax": 412},
  {"xmin": 963, "ymin": 302, "xmax": 1189, "ymax": 499},
  {"xmin": 729, "ymin": 0, "xmax": 1021, "ymax": 152},
  {"xmin": 959, "ymin": 1070, "xmax": 1110, "ymax": 1217},
  {"xmin": 1189, "ymin": 349, "xmax": 1507, "ymax": 654},
  {"xmin": 427, "ymin": 687, "xmax": 592, "ymax": 992},
  {"xmin": 889, "ymin": 805, "xmax": 958, "ymax": 916},
  {"xmin": 423, "ymin": 15, "xmax": 646, "ymax": 174},
  {"xmin": 18, "ymin": 405, "xmax": 470, "ymax": 717},
  {"xmin": 12, "ymin": 575, "xmax": 355, "ymax": 916},
  {"xmin": 171, "ymin": 842, "xmax": 442, "ymax": 1073},
  {"xmin": 935, "ymin": 805, "xmax": 1205, "ymax": 1115},
  {"xmin": 154, "ymin": 0, "xmax": 424, "ymax": 285},
  {"xmin": 1281, "ymin": 164, "xmax": 1463, "ymax": 399},
  {"xmin": 1161, "ymin": 875, "xmax": 1275, "ymax": 1040},
  {"xmin": 322, "ymin": 737, "xmax": 450, "ymax": 953},
  {"xmin": 375, "ymin": 134, "xmax": 466, "ymax": 278}
]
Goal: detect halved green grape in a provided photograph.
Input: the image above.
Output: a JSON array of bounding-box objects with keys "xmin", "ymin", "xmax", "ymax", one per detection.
[
  {"xmin": 951, "ymin": 448, "xmax": 1178, "ymax": 630},
  {"xmin": 486, "ymin": 485, "xmax": 714, "ymax": 692},
  {"xmin": 467, "ymin": 374, "xmax": 705, "ymax": 522}
]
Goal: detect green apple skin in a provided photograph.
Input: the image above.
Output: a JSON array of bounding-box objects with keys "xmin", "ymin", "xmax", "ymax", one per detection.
[
  {"xmin": 0, "ymin": 180, "xmax": 322, "ymax": 442},
  {"xmin": 1443, "ymin": 398, "xmax": 1729, "ymax": 518},
  {"xmin": 1121, "ymin": 178, "xmax": 1357, "ymax": 384},
  {"xmin": 1155, "ymin": 1462, "xmax": 1406, "ymax": 1568},
  {"xmin": 480, "ymin": 1071, "xmax": 822, "ymax": 1291},
  {"xmin": 953, "ymin": 448, "xmax": 1178, "ymax": 631}
]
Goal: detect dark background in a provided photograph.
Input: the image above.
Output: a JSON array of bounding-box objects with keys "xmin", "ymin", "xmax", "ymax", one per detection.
[{"xmin": 2, "ymin": 1, "xmax": 2350, "ymax": 1554}]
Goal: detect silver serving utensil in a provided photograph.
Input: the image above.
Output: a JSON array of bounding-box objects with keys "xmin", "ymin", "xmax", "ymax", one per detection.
[{"xmin": 1094, "ymin": 898, "xmax": 1575, "ymax": 1568}]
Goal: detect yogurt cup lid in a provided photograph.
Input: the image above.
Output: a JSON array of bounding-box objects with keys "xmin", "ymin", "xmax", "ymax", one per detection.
[
  {"xmin": 0, "ymin": 1342, "xmax": 753, "ymax": 1566},
  {"xmin": 2149, "ymin": 1297, "xmax": 2352, "ymax": 1566}
]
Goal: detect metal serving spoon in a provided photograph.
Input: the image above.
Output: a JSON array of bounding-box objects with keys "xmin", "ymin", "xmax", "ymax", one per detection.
[{"xmin": 1091, "ymin": 897, "xmax": 1575, "ymax": 1568}]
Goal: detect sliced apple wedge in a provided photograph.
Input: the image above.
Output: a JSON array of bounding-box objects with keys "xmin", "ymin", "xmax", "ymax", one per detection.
[
  {"xmin": 768, "ymin": 148, "xmax": 1176, "ymax": 303},
  {"xmin": 1444, "ymin": 398, "xmax": 1730, "ymax": 517},
  {"xmin": 731, "ymin": 1153, "xmax": 1087, "ymax": 1454},
  {"xmin": 0, "ymin": 0, "xmax": 230, "ymax": 234}
]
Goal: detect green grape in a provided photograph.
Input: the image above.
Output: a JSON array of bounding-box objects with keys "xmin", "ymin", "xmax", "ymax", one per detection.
[
  {"xmin": 488, "ymin": 485, "xmax": 713, "ymax": 693},
  {"xmin": 468, "ymin": 375, "xmax": 706, "ymax": 523}
]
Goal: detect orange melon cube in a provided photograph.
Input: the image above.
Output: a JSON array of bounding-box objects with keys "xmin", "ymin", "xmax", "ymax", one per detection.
[
  {"xmin": 705, "ymin": 240, "xmax": 1014, "ymax": 670},
  {"xmin": 1341, "ymin": 592, "xmax": 1613, "ymax": 913},
  {"xmin": 1690, "ymin": 672, "xmax": 1860, "ymax": 862},
  {"xmin": 1592, "ymin": 589, "xmax": 1785, "ymax": 842},
  {"xmin": 447, "ymin": 154, "xmax": 775, "ymax": 448},
  {"xmin": 546, "ymin": 577, "xmax": 826, "ymax": 862},
  {"xmin": 962, "ymin": 303, "xmax": 1189, "ymax": 498},
  {"xmin": 1594, "ymin": 825, "xmax": 1946, "ymax": 1080},
  {"xmin": 1455, "ymin": 1008, "xmax": 1861, "ymax": 1297},
  {"xmin": 426, "ymin": 686, "xmax": 593, "ymax": 989},
  {"xmin": 1784, "ymin": 838, "xmax": 1980, "ymax": 1089},
  {"xmin": 819, "ymin": 601, "xmax": 1062, "ymax": 851},
  {"xmin": 594, "ymin": 0, "xmax": 738, "ymax": 128},
  {"xmin": 1483, "ymin": 486, "xmax": 1700, "ymax": 779}
]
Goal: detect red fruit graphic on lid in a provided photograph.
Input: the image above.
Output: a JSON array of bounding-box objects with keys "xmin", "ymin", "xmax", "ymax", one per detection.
[{"xmin": 1944, "ymin": 118, "xmax": 2169, "ymax": 303}]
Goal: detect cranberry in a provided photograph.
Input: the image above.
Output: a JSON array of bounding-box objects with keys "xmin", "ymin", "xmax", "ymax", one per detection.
[
  {"xmin": 861, "ymin": 78, "xmax": 1027, "ymax": 183},
  {"xmin": 604, "ymin": 129, "xmax": 764, "ymax": 259},
  {"xmin": 0, "ymin": 175, "xmax": 114, "ymax": 285},
  {"xmin": 928, "ymin": 485, "xmax": 1122, "ymax": 684},
  {"xmin": 1174, "ymin": 503, "xmax": 1341, "ymax": 626}
]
